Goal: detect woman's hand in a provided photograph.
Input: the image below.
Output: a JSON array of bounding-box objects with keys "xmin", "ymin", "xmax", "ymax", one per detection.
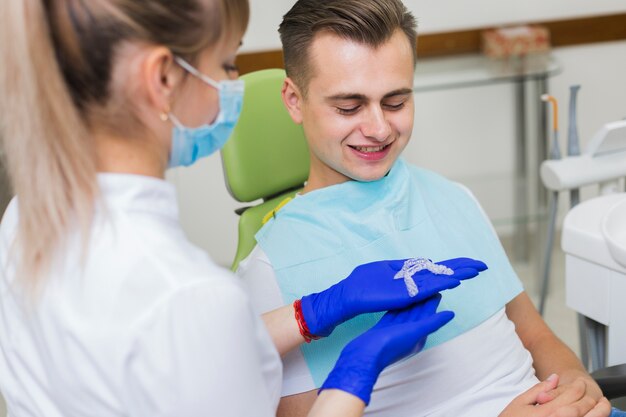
[
  {"xmin": 300, "ymin": 257, "xmax": 487, "ymax": 337},
  {"xmin": 319, "ymin": 294, "xmax": 454, "ymax": 405}
]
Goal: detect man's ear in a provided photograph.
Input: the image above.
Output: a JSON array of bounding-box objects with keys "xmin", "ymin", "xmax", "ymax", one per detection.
[{"xmin": 281, "ymin": 77, "xmax": 304, "ymax": 124}]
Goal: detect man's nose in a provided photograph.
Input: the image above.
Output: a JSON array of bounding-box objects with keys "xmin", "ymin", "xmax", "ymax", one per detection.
[{"xmin": 361, "ymin": 106, "xmax": 392, "ymax": 142}]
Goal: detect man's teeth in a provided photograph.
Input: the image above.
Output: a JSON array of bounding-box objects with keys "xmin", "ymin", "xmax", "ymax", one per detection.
[{"xmin": 354, "ymin": 145, "xmax": 386, "ymax": 152}]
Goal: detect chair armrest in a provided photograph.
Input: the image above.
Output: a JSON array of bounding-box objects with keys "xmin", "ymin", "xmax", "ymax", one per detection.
[{"xmin": 592, "ymin": 363, "xmax": 626, "ymax": 400}]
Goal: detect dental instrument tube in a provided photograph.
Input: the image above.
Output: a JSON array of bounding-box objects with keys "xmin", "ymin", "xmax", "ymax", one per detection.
[
  {"xmin": 538, "ymin": 94, "xmax": 561, "ymax": 316},
  {"xmin": 567, "ymin": 86, "xmax": 581, "ymax": 157},
  {"xmin": 542, "ymin": 94, "xmax": 561, "ymax": 160},
  {"xmin": 567, "ymin": 85, "xmax": 581, "ymax": 207}
]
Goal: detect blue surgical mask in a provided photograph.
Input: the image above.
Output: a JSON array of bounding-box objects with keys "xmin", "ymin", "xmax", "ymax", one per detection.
[{"xmin": 168, "ymin": 56, "xmax": 244, "ymax": 168}]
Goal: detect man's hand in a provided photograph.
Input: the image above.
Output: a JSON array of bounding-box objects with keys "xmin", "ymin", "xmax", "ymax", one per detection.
[
  {"xmin": 536, "ymin": 373, "xmax": 604, "ymax": 407},
  {"xmin": 499, "ymin": 374, "xmax": 612, "ymax": 417},
  {"xmin": 505, "ymin": 294, "xmax": 611, "ymax": 417}
]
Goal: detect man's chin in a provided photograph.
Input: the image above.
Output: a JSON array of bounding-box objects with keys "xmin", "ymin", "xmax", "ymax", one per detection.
[{"xmin": 350, "ymin": 168, "xmax": 392, "ymax": 183}]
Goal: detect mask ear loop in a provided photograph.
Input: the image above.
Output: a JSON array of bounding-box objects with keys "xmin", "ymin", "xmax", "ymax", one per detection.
[{"xmin": 174, "ymin": 56, "xmax": 221, "ymax": 90}]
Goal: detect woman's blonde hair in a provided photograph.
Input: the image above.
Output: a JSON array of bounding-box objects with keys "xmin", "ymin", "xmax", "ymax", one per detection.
[{"xmin": 0, "ymin": 0, "xmax": 249, "ymax": 293}]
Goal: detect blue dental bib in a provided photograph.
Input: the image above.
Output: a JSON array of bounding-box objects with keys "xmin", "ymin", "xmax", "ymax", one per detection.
[{"xmin": 256, "ymin": 158, "xmax": 523, "ymax": 387}]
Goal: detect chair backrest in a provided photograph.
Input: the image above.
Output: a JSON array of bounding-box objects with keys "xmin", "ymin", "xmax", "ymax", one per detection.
[{"xmin": 221, "ymin": 69, "xmax": 309, "ymax": 270}]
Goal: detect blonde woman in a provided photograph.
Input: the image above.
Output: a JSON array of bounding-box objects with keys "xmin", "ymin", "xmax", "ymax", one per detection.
[{"xmin": 0, "ymin": 1, "xmax": 491, "ymax": 416}]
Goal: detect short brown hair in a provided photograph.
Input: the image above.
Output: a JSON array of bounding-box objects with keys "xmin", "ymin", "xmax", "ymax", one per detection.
[{"xmin": 279, "ymin": 0, "xmax": 417, "ymax": 94}]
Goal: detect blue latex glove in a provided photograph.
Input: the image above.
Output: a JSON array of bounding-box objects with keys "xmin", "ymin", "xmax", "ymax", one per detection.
[
  {"xmin": 320, "ymin": 294, "xmax": 453, "ymax": 405},
  {"xmin": 301, "ymin": 257, "xmax": 486, "ymax": 337}
]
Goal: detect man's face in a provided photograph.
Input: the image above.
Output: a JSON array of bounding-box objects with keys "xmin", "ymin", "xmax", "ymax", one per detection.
[{"xmin": 282, "ymin": 29, "xmax": 415, "ymax": 192}]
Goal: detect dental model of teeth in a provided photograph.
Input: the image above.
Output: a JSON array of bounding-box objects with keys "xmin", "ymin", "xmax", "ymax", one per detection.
[{"xmin": 394, "ymin": 258, "xmax": 454, "ymax": 297}]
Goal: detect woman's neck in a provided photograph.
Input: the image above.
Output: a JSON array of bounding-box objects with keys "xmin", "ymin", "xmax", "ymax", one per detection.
[{"xmin": 94, "ymin": 131, "xmax": 167, "ymax": 179}]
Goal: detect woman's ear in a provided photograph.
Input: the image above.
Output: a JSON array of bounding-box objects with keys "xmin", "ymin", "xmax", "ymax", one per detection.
[
  {"xmin": 142, "ymin": 47, "xmax": 182, "ymax": 115},
  {"xmin": 281, "ymin": 77, "xmax": 304, "ymax": 124}
]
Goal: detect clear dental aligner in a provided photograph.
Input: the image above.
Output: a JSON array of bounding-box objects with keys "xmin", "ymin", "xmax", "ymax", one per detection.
[{"xmin": 394, "ymin": 258, "xmax": 454, "ymax": 297}]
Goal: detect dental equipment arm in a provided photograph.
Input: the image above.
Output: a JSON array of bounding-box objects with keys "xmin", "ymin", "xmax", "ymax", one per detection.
[{"xmin": 541, "ymin": 120, "xmax": 626, "ymax": 193}]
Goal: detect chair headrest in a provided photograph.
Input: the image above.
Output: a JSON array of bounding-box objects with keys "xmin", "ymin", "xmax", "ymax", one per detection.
[{"xmin": 221, "ymin": 69, "xmax": 310, "ymax": 202}]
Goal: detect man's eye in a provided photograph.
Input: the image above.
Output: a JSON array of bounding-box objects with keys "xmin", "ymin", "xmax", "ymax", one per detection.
[
  {"xmin": 336, "ymin": 106, "xmax": 360, "ymax": 115},
  {"xmin": 384, "ymin": 102, "xmax": 405, "ymax": 110}
]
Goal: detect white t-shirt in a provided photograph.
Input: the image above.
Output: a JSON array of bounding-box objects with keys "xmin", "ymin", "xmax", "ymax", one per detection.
[
  {"xmin": 238, "ymin": 233, "xmax": 539, "ymax": 416},
  {"xmin": 0, "ymin": 174, "xmax": 282, "ymax": 417}
]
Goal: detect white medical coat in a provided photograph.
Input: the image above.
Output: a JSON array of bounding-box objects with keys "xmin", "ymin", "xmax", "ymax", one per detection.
[{"xmin": 0, "ymin": 174, "xmax": 282, "ymax": 417}]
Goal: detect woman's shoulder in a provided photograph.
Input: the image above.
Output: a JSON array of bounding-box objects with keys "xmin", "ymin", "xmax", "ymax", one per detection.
[{"xmin": 64, "ymin": 203, "xmax": 242, "ymax": 327}]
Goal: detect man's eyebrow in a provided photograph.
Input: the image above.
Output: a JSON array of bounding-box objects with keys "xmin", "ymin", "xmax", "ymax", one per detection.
[
  {"xmin": 326, "ymin": 93, "xmax": 368, "ymax": 101},
  {"xmin": 383, "ymin": 88, "xmax": 413, "ymax": 98},
  {"xmin": 326, "ymin": 88, "xmax": 414, "ymax": 102}
]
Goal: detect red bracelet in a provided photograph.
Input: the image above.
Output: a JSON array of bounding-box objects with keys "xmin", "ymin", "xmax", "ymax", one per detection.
[{"xmin": 293, "ymin": 299, "xmax": 320, "ymax": 343}]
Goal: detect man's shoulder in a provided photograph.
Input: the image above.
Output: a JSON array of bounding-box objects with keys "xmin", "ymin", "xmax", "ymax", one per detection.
[
  {"xmin": 237, "ymin": 244, "xmax": 272, "ymax": 273},
  {"xmin": 236, "ymin": 245, "xmax": 285, "ymax": 315}
]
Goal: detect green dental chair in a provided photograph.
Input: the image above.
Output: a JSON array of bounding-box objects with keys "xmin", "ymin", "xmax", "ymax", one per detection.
[{"xmin": 221, "ymin": 69, "xmax": 309, "ymax": 271}]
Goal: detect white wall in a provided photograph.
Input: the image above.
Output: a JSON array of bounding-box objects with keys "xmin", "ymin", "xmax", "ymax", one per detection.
[
  {"xmin": 408, "ymin": 41, "xmax": 626, "ymax": 234},
  {"xmin": 241, "ymin": 0, "xmax": 626, "ymax": 52},
  {"xmin": 169, "ymin": 39, "xmax": 626, "ymax": 267}
]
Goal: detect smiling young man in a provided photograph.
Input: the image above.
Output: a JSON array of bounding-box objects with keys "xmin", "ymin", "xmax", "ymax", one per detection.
[
  {"xmin": 236, "ymin": 0, "xmax": 611, "ymax": 416},
  {"xmin": 286, "ymin": 28, "xmax": 415, "ymax": 190}
]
